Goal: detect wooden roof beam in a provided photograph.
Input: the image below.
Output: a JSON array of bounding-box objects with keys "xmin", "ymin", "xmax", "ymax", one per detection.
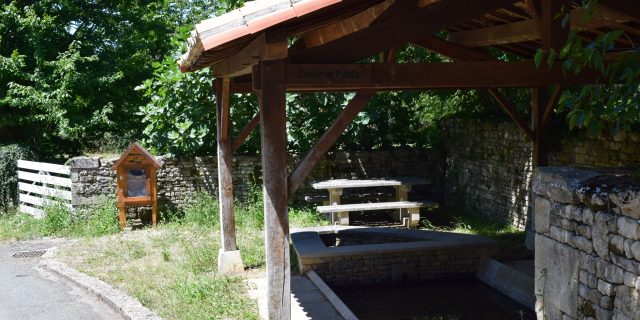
[
  {"xmin": 252, "ymin": 62, "xmax": 602, "ymax": 92},
  {"xmin": 212, "ymin": 30, "xmax": 287, "ymax": 77},
  {"xmin": 447, "ymin": 6, "xmax": 633, "ymax": 47}
]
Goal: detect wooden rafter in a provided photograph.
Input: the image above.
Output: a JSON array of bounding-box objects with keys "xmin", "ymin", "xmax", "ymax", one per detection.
[
  {"xmin": 289, "ymin": 0, "xmax": 519, "ymax": 63},
  {"xmin": 301, "ymin": 0, "xmax": 395, "ymax": 48},
  {"xmin": 412, "ymin": 36, "xmax": 535, "ymax": 141},
  {"xmin": 599, "ymin": 0, "xmax": 640, "ymax": 22},
  {"xmin": 525, "ymin": 0, "xmax": 542, "ymax": 36},
  {"xmin": 447, "ymin": 6, "xmax": 632, "ymax": 47},
  {"xmin": 412, "ymin": 36, "xmax": 490, "ymax": 61}
]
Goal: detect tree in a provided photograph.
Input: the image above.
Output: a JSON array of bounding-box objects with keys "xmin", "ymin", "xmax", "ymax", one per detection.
[
  {"xmin": 537, "ymin": 0, "xmax": 640, "ymax": 135},
  {"xmin": 0, "ymin": 0, "xmax": 215, "ymax": 160}
]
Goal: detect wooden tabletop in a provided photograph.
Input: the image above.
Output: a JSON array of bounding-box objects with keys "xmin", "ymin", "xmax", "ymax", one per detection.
[{"xmin": 312, "ymin": 177, "xmax": 429, "ymax": 189}]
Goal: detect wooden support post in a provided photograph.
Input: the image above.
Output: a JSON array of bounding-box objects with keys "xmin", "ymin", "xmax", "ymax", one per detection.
[
  {"xmin": 532, "ymin": 87, "xmax": 549, "ymax": 167},
  {"xmin": 531, "ymin": 0, "xmax": 569, "ymax": 167},
  {"xmin": 118, "ymin": 207, "xmax": 126, "ymax": 229},
  {"xmin": 542, "ymin": 86, "xmax": 562, "ymax": 126},
  {"xmin": 541, "ymin": 0, "xmax": 569, "ymax": 53},
  {"xmin": 257, "ymin": 60, "xmax": 290, "ymax": 320},
  {"xmin": 395, "ymin": 185, "xmax": 411, "ymax": 225},
  {"xmin": 215, "ymin": 77, "xmax": 244, "ymax": 275},
  {"xmin": 329, "ymin": 189, "xmax": 347, "ymax": 225}
]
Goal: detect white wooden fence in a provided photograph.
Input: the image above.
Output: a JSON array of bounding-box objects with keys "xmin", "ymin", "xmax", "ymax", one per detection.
[{"xmin": 17, "ymin": 160, "xmax": 72, "ymax": 218}]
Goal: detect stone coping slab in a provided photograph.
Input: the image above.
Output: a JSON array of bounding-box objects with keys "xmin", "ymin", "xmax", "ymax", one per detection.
[{"xmin": 291, "ymin": 226, "xmax": 498, "ymax": 259}]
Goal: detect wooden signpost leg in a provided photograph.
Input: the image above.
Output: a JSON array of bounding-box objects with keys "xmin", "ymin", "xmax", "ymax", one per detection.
[
  {"xmin": 258, "ymin": 60, "xmax": 290, "ymax": 320},
  {"xmin": 151, "ymin": 203, "xmax": 158, "ymax": 227},
  {"xmin": 118, "ymin": 207, "xmax": 126, "ymax": 230},
  {"xmin": 215, "ymin": 77, "xmax": 244, "ymax": 275}
]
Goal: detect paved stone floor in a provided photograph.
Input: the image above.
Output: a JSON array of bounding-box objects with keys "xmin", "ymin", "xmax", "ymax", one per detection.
[{"xmin": 248, "ymin": 274, "xmax": 344, "ymax": 320}]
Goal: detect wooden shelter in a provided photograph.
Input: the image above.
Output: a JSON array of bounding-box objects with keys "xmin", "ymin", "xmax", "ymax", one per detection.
[
  {"xmin": 112, "ymin": 143, "xmax": 163, "ymax": 229},
  {"xmin": 178, "ymin": 1, "xmax": 639, "ymax": 318}
]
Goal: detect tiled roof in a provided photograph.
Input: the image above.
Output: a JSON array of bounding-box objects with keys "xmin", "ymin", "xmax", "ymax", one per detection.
[{"xmin": 179, "ymin": 0, "xmax": 342, "ymax": 72}]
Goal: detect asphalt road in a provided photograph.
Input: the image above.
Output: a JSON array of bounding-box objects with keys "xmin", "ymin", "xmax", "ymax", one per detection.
[{"xmin": 0, "ymin": 240, "xmax": 121, "ymax": 320}]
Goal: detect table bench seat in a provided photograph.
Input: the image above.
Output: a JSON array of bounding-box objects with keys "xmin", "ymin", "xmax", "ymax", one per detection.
[
  {"xmin": 316, "ymin": 200, "xmax": 438, "ymax": 213},
  {"xmin": 304, "ymin": 191, "xmax": 395, "ymax": 204},
  {"xmin": 317, "ymin": 200, "xmax": 438, "ymax": 227},
  {"xmin": 312, "ymin": 177, "xmax": 430, "ymax": 190}
]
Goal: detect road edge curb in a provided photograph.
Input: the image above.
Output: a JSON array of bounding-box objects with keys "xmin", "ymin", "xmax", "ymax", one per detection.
[{"xmin": 40, "ymin": 258, "xmax": 162, "ymax": 320}]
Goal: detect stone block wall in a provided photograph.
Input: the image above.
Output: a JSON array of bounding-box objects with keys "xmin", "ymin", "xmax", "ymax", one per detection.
[
  {"xmin": 293, "ymin": 228, "xmax": 499, "ymax": 286},
  {"xmin": 443, "ymin": 119, "xmax": 640, "ymax": 229},
  {"xmin": 444, "ymin": 120, "xmax": 533, "ymax": 229},
  {"xmin": 68, "ymin": 149, "xmax": 442, "ymax": 218},
  {"xmin": 533, "ymin": 167, "xmax": 640, "ymax": 320},
  {"xmin": 307, "ymin": 245, "xmax": 498, "ymax": 286}
]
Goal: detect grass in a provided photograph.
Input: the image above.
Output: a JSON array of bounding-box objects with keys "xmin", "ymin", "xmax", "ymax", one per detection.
[
  {"xmin": 0, "ymin": 197, "xmax": 120, "ymax": 240},
  {"xmin": 17, "ymin": 191, "xmax": 328, "ymax": 320},
  {"xmin": 421, "ymin": 209, "xmax": 531, "ymax": 259}
]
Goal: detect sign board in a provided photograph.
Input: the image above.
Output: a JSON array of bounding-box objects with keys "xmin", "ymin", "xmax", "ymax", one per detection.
[{"xmin": 112, "ymin": 143, "xmax": 163, "ymax": 229}]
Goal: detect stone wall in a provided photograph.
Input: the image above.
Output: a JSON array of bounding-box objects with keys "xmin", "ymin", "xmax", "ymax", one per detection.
[
  {"xmin": 68, "ymin": 149, "xmax": 442, "ymax": 219},
  {"xmin": 69, "ymin": 120, "xmax": 639, "ymax": 227},
  {"xmin": 443, "ymin": 119, "xmax": 640, "ymax": 229},
  {"xmin": 533, "ymin": 167, "xmax": 640, "ymax": 320}
]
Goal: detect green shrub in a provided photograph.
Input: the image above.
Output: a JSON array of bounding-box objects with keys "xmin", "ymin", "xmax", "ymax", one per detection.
[{"xmin": 0, "ymin": 144, "xmax": 34, "ymax": 213}]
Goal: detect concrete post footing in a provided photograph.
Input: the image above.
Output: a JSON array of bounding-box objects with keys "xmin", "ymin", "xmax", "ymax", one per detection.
[{"xmin": 218, "ymin": 249, "xmax": 244, "ymax": 275}]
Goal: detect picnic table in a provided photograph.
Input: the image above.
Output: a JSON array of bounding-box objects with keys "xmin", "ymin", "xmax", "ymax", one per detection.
[{"xmin": 311, "ymin": 177, "xmax": 438, "ymax": 227}]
